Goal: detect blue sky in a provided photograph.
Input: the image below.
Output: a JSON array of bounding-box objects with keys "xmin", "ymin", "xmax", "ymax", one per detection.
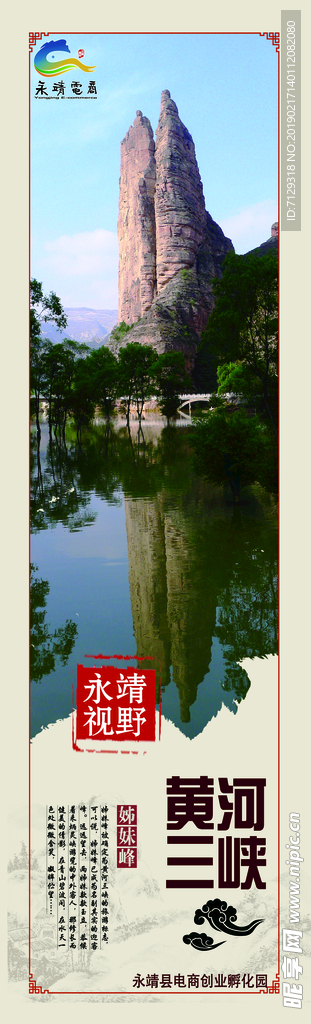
[{"xmin": 31, "ymin": 32, "xmax": 278, "ymax": 309}]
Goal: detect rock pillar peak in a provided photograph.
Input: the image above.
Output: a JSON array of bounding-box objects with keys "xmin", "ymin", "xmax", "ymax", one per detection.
[{"xmin": 117, "ymin": 111, "xmax": 157, "ymax": 323}]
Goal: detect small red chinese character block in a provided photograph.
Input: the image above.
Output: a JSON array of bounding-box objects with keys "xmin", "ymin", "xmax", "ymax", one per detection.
[
  {"xmin": 117, "ymin": 805, "xmax": 137, "ymax": 825},
  {"xmin": 76, "ymin": 666, "xmax": 156, "ymax": 741},
  {"xmin": 117, "ymin": 847, "xmax": 137, "ymax": 868},
  {"xmin": 117, "ymin": 825, "xmax": 137, "ymax": 846}
]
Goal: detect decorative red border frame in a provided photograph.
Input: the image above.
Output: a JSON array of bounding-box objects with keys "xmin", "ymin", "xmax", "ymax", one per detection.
[
  {"xmin": 29, "ymin": 32, "xmax": 50, "ymax": 52},
  {"xmin": 29, "ymin": 29, "xmax": 280, "ymax": 999},
  {"xmin": 259, "ymin": 31, "xmax": 280, "ymax": 51}
]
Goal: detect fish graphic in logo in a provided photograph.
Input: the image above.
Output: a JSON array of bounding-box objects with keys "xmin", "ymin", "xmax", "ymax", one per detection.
[{"xmin": 34, "ymin": 38, "xmax": 96, "ymax": 77}]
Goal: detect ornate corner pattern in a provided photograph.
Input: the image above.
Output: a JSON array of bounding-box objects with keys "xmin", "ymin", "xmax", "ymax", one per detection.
[
  {"xmin": 259, "ymin": 32, "xmax": 280, "ymax": 53},
  {"xmin": 259, "ymin": 973, "xmax": 280, "ymax": 994},
  {"xmin": 29, "ymin": 973, "xmax": 50, "ymax": 994},
  {"xmin": 29, "ymin": 32, "xmax": 50, "ymax": 53}
]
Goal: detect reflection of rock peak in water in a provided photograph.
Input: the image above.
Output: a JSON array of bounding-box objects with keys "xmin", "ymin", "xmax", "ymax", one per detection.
[
  {"xmin": 124, "ymin": 494, "xmax": 216, "ymax": 722},
  {"xmin": 124, "ymin": 497, "xmax": 171, "ymax": 692}
]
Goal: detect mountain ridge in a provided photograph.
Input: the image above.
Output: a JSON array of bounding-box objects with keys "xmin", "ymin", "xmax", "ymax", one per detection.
[{"xmin": 40, "ymin": 307, "xmax": 118, "ymax": 347}]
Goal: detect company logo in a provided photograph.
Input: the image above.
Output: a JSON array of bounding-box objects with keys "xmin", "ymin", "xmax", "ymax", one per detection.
[{"xmin": 34, "ymin": 38, "xmax": 96, "ymax": 77}]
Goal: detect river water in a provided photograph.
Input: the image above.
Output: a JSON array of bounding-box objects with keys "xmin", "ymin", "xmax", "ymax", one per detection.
[{"xmin": 30, "ymin": 420, "xmax": 278, "ymax": 740}]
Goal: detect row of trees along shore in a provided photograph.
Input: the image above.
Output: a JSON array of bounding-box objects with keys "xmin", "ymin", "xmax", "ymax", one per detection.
[
  {"xmin": 31, "ymin": 249, "xmax": 278, "ymax": 500},
  {"xmin": 31, "ymin": 281, "xmax": 189, "ymax": 439}
]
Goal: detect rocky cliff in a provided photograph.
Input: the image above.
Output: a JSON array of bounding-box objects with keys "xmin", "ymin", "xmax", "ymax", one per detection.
[
  {"xmin": 154, "ymin": 89, "xmax": 207, "ymax": 292},
  {"xmin": 114, "ymin": 90, "xmax": 233, "ymax": 365},
  {"xmin": 118, "ymin": 111, "xmax": 156, "ymax": 323}
]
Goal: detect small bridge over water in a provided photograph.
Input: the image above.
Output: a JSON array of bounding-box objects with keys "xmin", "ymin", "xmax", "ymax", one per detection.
[{"xmin": 177, "ymin": 393, "xmax": 237, "ymax": 419}]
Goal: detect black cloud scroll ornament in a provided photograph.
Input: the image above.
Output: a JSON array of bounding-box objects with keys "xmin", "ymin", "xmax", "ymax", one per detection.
[
  {"xmin": 194, "ymin": 898, "xmax": 264, "ymax": 936},
  {"xmin": 183, "ymin": 898, "xmax": 264, "ymax": 950},
  {"xmin": 183, "ymin": 932, "xmax": 226, "ymax": 951}
]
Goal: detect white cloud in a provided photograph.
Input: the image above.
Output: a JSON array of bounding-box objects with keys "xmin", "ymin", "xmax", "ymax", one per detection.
[
  {"xmin": 36, "ymin": 228, "xmax": 118, "ymax": 307},
  {"xmin": 44, "ymin": 228, "xmax": 117, "ymax": 277},
  {"xmin": 34, "ymin": 200, "xmax": 278, "ymax": 309},
  {"xmin": 219, "ymin": 200, "xmax": 278, "ymax": 254}
]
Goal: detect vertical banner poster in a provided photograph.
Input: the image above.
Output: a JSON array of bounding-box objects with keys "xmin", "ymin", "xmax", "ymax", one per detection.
[{"xmin": 10, "ymin": 23, "xmax": 307, "ymax": 1010}]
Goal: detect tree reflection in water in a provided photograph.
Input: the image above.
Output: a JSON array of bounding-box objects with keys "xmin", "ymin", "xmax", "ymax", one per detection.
[{"xmin": 30, "ymin": 564, "xmax": 78, "ymax": 684}]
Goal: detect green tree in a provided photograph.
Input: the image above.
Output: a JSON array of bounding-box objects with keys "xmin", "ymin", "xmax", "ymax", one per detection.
[
  {"xmin": 110, "ymin": 320, "xmax": 133, "ymax": 343},
  {"xmin": 30, "ymin": 279, "xmax": 67, "ymax": 439},
  {"xmin": 118, "ymin": 342, "xmax": 155, "ymax": 427},
  {"xmin": 191, "ymin": 408, "xmax": 269, "ymax": 502},
  {"xmin": 217, "ymin": 359, "xmax": 278, "ymax": 426},
  {"xmin": 202, "ymin": 251, "xmax": 278, "ymax": 438},
  {"xmin": 69, "ymin": 357, "xmax": 96, "ymax": 438},
  {"xmin": 151, "ymin": 351, "xmax": 189, "ymax": 423},
  {"xmin": 216, "ymin": 361, "xmax": 278, "ymax": 492},
  {"xmin": 30, "ymin": 278, "xmax": 67, "ymax": 339},
  {"xmin": 44, "ymin": 338, "xmax": 89, "ymax": 438},
  {"xmin": 30, "ymin": 337, "xmax": 49, "ymax": 441},
  {"xmin": 217, "ymin": 361, "xmax": 259, "ymax": 403},
  {"xmin": 85, "ymin": 346, "xmax": 119, "ymax": 422}
]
